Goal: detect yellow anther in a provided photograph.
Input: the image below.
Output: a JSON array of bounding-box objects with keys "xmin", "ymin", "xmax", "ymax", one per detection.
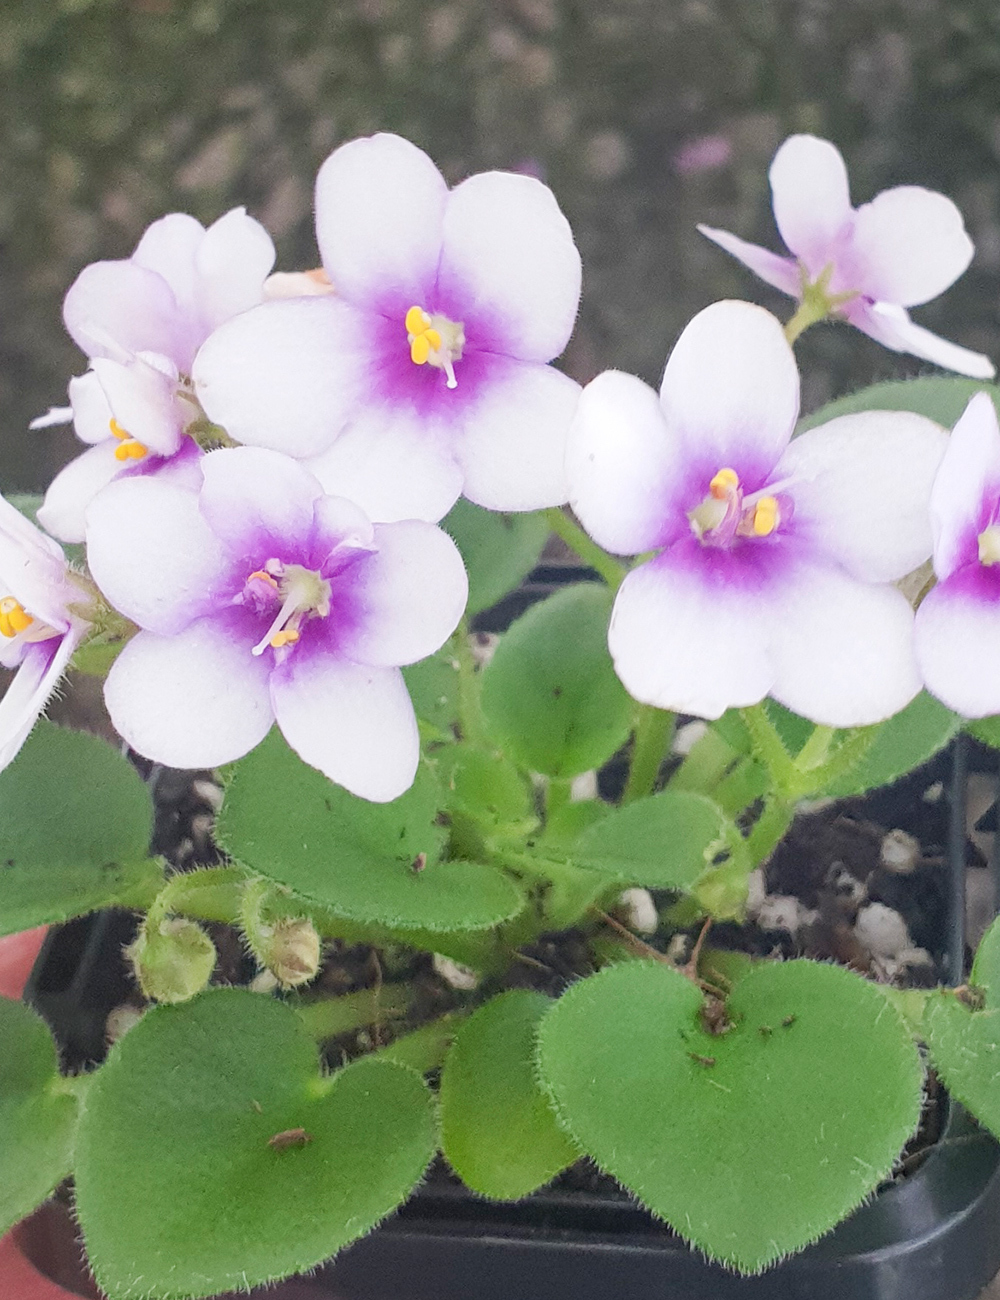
[
  {"xmin": 405, "ymin": 305, "xmax": 432, "ymax": 336},
  {"xmin": 752, "ymin": 496, "xmax": 780, "ymax": 537},
  {"xmin": 270, "ymin": 629, "xmax": 300, "ymax": 649},
  {"xmin": 709, "ymin": 467, "xmax": 740, "ymax": 500},
  {"xmin": 109, "ymin": 418, "xmax": 130, "ymax": 441},
  {"xmin": 0, "ymin": 597, "xmax": 33, "ymax": 639},
  {"xmin": 114, "ymin": 439, "xmax": 148, "ymax": 461},
  {"xmin": 410, "ymin": 334, "xmax": 431, "ymax": 365},
  {"xmin": 979, "ymin": 526, "xmax": 1000, "ymax": 566},
  {"xmin": 248, "ymin": 569, "xmax": 279, "ymax": 589}
]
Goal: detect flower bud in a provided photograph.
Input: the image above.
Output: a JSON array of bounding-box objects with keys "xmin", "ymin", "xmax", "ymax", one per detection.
[
  {"xmin": 126, "ymin": 917, "xmax": 216, "ymax": 1004},
  {"xmin": 261, "ymin": 918, "xmax": 321, "ymax": 989}
]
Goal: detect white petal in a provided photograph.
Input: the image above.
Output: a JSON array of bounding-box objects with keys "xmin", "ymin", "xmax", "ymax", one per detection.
[
  {"xmin": 697, "ymin": 225, "xmax": 801, "ymax": 297},
  {"xmin": 454, "ymin": 360, "xmax": 580, "ymax": 512},
  {"xmin": 0, "ymin": 498, "xmax": 73, "ymax": 633},
  {"xmin": 437, "ymin": 171, "xmax": 582, "ymax": 363},
  {"xmin": 847, "ymin": 300, "xmax": 995, "ymax": 380},
  {"xmin": 608, "ymin": 544, "xmax": 775, "ymax": 718},
  {"xmin": 567, "ymin": 370, "xmax": 685, "ymax": 555},
  {"xmin": 659, "ymin": 301, "xmax": 799, "ymax": 483},
  {"xmin": 775, "ymin": 411, "xmax": 947, "ymax": 582},
  {"xmin": 193, "ymin": 297, "xmax": 365, "ymax": 458},
  {"xmin": 303, "ymin": 404, "xmax": 463, "ymax": 524},
  {"xmin": 29, "ymin": 406, "xmax": 74, "ymax": 431},
  {"xmin": 914, "ymin": 570, "xmax": 1000, "ymax": 717},
  {"xmin": 131, "ymin": 213, "xmax": 205, "ymax": 318},
  {"xmin": 62, "ymin": 260, "xmax": 189, "ymax": 368},
  {"xmin": 104, "ymin": 619, "xmax": 274, "ymax": 768},
  {"xmin": 85, "ymin": 476, "xmax": 229, "ymax": 634},
  {"xmin": 770, "ymin": 562, "xmax": 921, "ymax": 726},
  {"xmin": 37, "ymin": 442, "xmax": 124, "ymax": 545},
  {"xmin": 314, "ymin": 134, "xmax": 447, "ymax": 310},
  {"xmin": 195, "ymin": 207, "xmax": 276, "ymax": 331},
  {"xmin": 0, "ymin": 633, "xmax": 79, "ymax": 773},
  {"xmin": 847, "ymin": 187, "xmax": 974, "ymax": 307},
  {"xmin": 68, "ymin": 372, "xmax": 114, "ymax": 445},
  {"xmin": 198, "ymin": 446, "xmax": 322, "ymax": 553},
  {"xmin": 271, "ymin": 655, "xmax": 419, "ymax": 802},
  {"xmin": 769, "ymin": 135, "xmax": 853, "ymax": 271},
  {"xmin": 929, "ymin": 392, "xmax": 1000, "ymax": 580},
  {"xmin": 339, "ymin": 521, "xmax": 467, "ymax": 666},
  {"xmin": 91, "ymin": 355, "xmax": 183, "ymax": 456}
]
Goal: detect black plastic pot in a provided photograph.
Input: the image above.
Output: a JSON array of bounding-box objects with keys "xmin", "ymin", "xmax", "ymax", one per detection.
[{"xmin": 21, "ymin": 739, "xmax": 1000, "ymax": 1300}]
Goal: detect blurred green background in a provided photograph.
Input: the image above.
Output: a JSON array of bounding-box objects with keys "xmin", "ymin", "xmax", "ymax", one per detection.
[{"xmin": 3, "ymin": 0, "xmax": 1000, "ymax": 493}]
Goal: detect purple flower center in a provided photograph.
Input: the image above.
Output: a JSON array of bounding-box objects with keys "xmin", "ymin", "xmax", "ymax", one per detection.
[
  {"xmin": 236, "ymin": 559, "xmax": 332, "ymax": 656},
  {"xmin": 404, "ymin": 305, "xmax": 466, "ymax": 390}
]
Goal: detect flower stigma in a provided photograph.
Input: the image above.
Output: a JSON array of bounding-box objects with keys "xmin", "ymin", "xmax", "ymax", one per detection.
[
  {"xmin": 978, "ymin": 525, "xmax": 1000, "ymax": 566},
  {"xmin": 404, "ymin": 305, "xmax": 465, "ymax": 389},
  {"xmin": 246, "ymin": 560, "xmax": 332, "ymax": 657},
  {"xmin": 109, "ymin": 417, "xmax": 149, "ymax": 462}
]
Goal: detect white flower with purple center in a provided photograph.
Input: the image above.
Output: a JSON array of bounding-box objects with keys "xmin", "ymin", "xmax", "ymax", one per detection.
[
  {"xmin": 698, "ymin": 135, "xmax": 994, "ymax": 380},
  {"xmin": 192, "ymin": 133, "xmax": 583, "ymax": 523},
  {"xmin": 914, "ymin": 391, "xmax": 1000, "ymax": 716},
  {"xmin": 0, "ymin": 497, "xmax": 92, "ymax": 771},
  {"xmin": 37, "ymin": 209, "xmax": 276, "ymax": 542},
  {"xmin": 84, "ymin": 446, "xmax": 468, "ymax": 802},
  {"xmin": 567, "ymin": 300, "xmax": 948, "ymax": 725}
]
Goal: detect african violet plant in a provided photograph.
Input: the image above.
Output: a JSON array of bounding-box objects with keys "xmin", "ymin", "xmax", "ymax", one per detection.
[{"xmin": 7, "ymin": 131, "xmax": 1000, "ymax": 1298}]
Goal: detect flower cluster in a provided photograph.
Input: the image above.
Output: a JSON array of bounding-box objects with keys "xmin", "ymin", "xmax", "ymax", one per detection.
[{"xmin": 4, "ymin": 130, "xmax": 999, "ymax": 795}]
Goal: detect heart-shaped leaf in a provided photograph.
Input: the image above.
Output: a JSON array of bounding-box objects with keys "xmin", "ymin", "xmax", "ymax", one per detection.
[
  {"xmin": 441, "ymin": 991, "xmax": 578, "ymax": 1200},
  {"xmin": 924, "ymin": 991, "xmax": 1000, "ymax": 1140},
  {"xmin": 218, "ymin": 731, "xmax": 523, "ymax": 932},
  {"xmin": 0, "ymin": 721, "xmax": 162, "ymax": 935},
  {"xmin": 797, "ymin": 376, "xmax": 1000, "ymax": 433},
  {"xmin": 572, "ymin": 790, "xmax": 727, "ymax": 889},
  {"xmin": 0, "ymin": 997, "xmax": 79, "ymax": 1236},
  {"xmin": 74, "ymin": 988, "xmax": 437, "ymax": 1300},
  {"xmin": 442, "ymin": 499, "xmax": 550, "ymax": 616},
  {"xmin": 537, "ymin": 958, "xmax": 923, "ymax": 1272},
  {"xmin": 480, "ymin": 583, "xmax": 632, "ymax": 778}
]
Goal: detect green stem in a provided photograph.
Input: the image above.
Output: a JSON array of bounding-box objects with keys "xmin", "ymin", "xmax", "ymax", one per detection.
[
  {"xmin": 155, "ymin": 865, "xmax": 247, "ymax": 924},
  {"xmin": 370, "ymin": 1013, "xmax": 466, "ymax": 1073},
  {"xmin": 783, "ymin": 294, "xmax": 828, "ymax": 346},
  {"xmin": 744, "ymin": 795, "xmax": 795, "ymax": 868},
  {"xmin": 668, "ymin": 726, "xmax": 741, "ymax": 793},
  {"xmin": 623, "ymin": 705, "xmax": 674, "ymax": 804},
  {"xmin": 453, "ymin": 619, "xmax": 488, "ymax": 746},
  {"xmin": 796, "ymin": 725, "xmax": 877, "ymax": 797},
  {"xmin": 293, "ymin": 986, "xmax": 411, "ymax": 1041},
  {"xmin": 740, "ymin": 703, "xmax": 797, "ymax": 794},
  {"xmin": 544, "ymin": 507, "xmax": 626, "ymax": 590},
  {"xmin": 794, "ymin": 724, "xmax": 835, "ymax": 773}
]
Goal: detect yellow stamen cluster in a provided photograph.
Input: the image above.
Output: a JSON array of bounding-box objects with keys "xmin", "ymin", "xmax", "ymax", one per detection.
[
  {"xmin": 110, "ymin": 418, "xmax": 149, "ymax": 462},
  {"xmin": 405, "ymin": 306, "xmax": 442, "ymax": 366},
  {"xmin": 751, "ymin": 496, "xmax": 779, "ymax": 537},
  {"xmin": 709, "ymin": 467, "xmax": 739, "ymax": 499},
  {"xmin": 0, "ymin": 597, "xmax": 33, "ymax": 638}
]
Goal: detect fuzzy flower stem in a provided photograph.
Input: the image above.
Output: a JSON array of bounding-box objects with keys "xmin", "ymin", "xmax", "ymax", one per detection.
[
  {"xmin": 740, "ymin": 703, "xmax": 798, "ymax": 795},
  {"xmin": 544, "ymin": 508, "xmax": 626, "ymax": 590},
  {"xmin": 744, "ymin": 794, "xmax": 796, "ymax": 869},
  {"xmin": 623, "ymin": 705, "xmax": 675, "ymax": 804},
  {"xmin": 453, "ymin": 619, "xmax": 488, "ymax": 747},
  {"xmin": 783, "ymin": 294, "xmax": 828, "ymax": 347}
]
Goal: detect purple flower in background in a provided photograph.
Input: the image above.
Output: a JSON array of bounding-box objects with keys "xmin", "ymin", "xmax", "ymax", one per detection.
[
  {"xmin": 84, "ymin": 446, "xmax": 468, "ymax": 802},
  {"xmin": 36, "ymin": 209, "xmax": 276, "ymax": 542},
  {"xmin": 698, "ymin": 135, "xmax": 994, "ymax": 379},
  {"xmin": 567, "ymin": 300, "xmax": 948, "ymax": 724},
  {"xmin": 0, "ymin": 497, "xmax": 91, "ymax": 771},
  {"xmin": 914, "ymin": 391, "xmax": 1000, "ymax": 716},
  {"xmin": 192, "ymin": 133, "xmax": 583, "ymax": 523}
]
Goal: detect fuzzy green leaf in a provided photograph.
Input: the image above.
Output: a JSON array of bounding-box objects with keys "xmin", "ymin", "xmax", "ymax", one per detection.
[
  {"xmin": 0, "ymin": 721, "xmax": 162, "ymax": 935},
  {"xmin": 797, "ymin": 376, "xmax": 1000, "ymax": 433},
  {"xmin": 925, "ymin": 992, "xmax": 1000, "ymax": 1140},
  {"xmin": 571, "ymin": 790, "xmax": 727, "ymax": 889},
  {"xmin": 442, "ymin": 499, "xmax": 550, "ymax": 616},
  {"xmin": 74, "ymin": 988, "xmax": 437, "ymax": 1300},
  {"xmin": 441, "ymin": 991, "xmax": 578, "ymax": 1199},
  {"xmin": 0, "ymin": 997, "xmax": 79, "ymax": 1237},
  {"xmin": 402, "ymin": 649, "xmax": 460, "ymax": 737},
  {"xmin": 973, "ymin": 916, "xmax": 1000, "ymax": 1008},
  {"xmin": 968, "ymin": 715, "xmax": 1000, "ymax": 750},
  {"xmin": 825, "ymin": 693, "xmax": 961, "ymax": 796},
  {"xmin": 217, "ymin": 731, "xmax": 523, "ymax": 932},
  {"xmin": 480, "ymin": 584, "xmax": 632, "ymax": 778},
  {"xmin": 537, "ymin": 959, "xmax": 923, "ymax": 1273}
]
